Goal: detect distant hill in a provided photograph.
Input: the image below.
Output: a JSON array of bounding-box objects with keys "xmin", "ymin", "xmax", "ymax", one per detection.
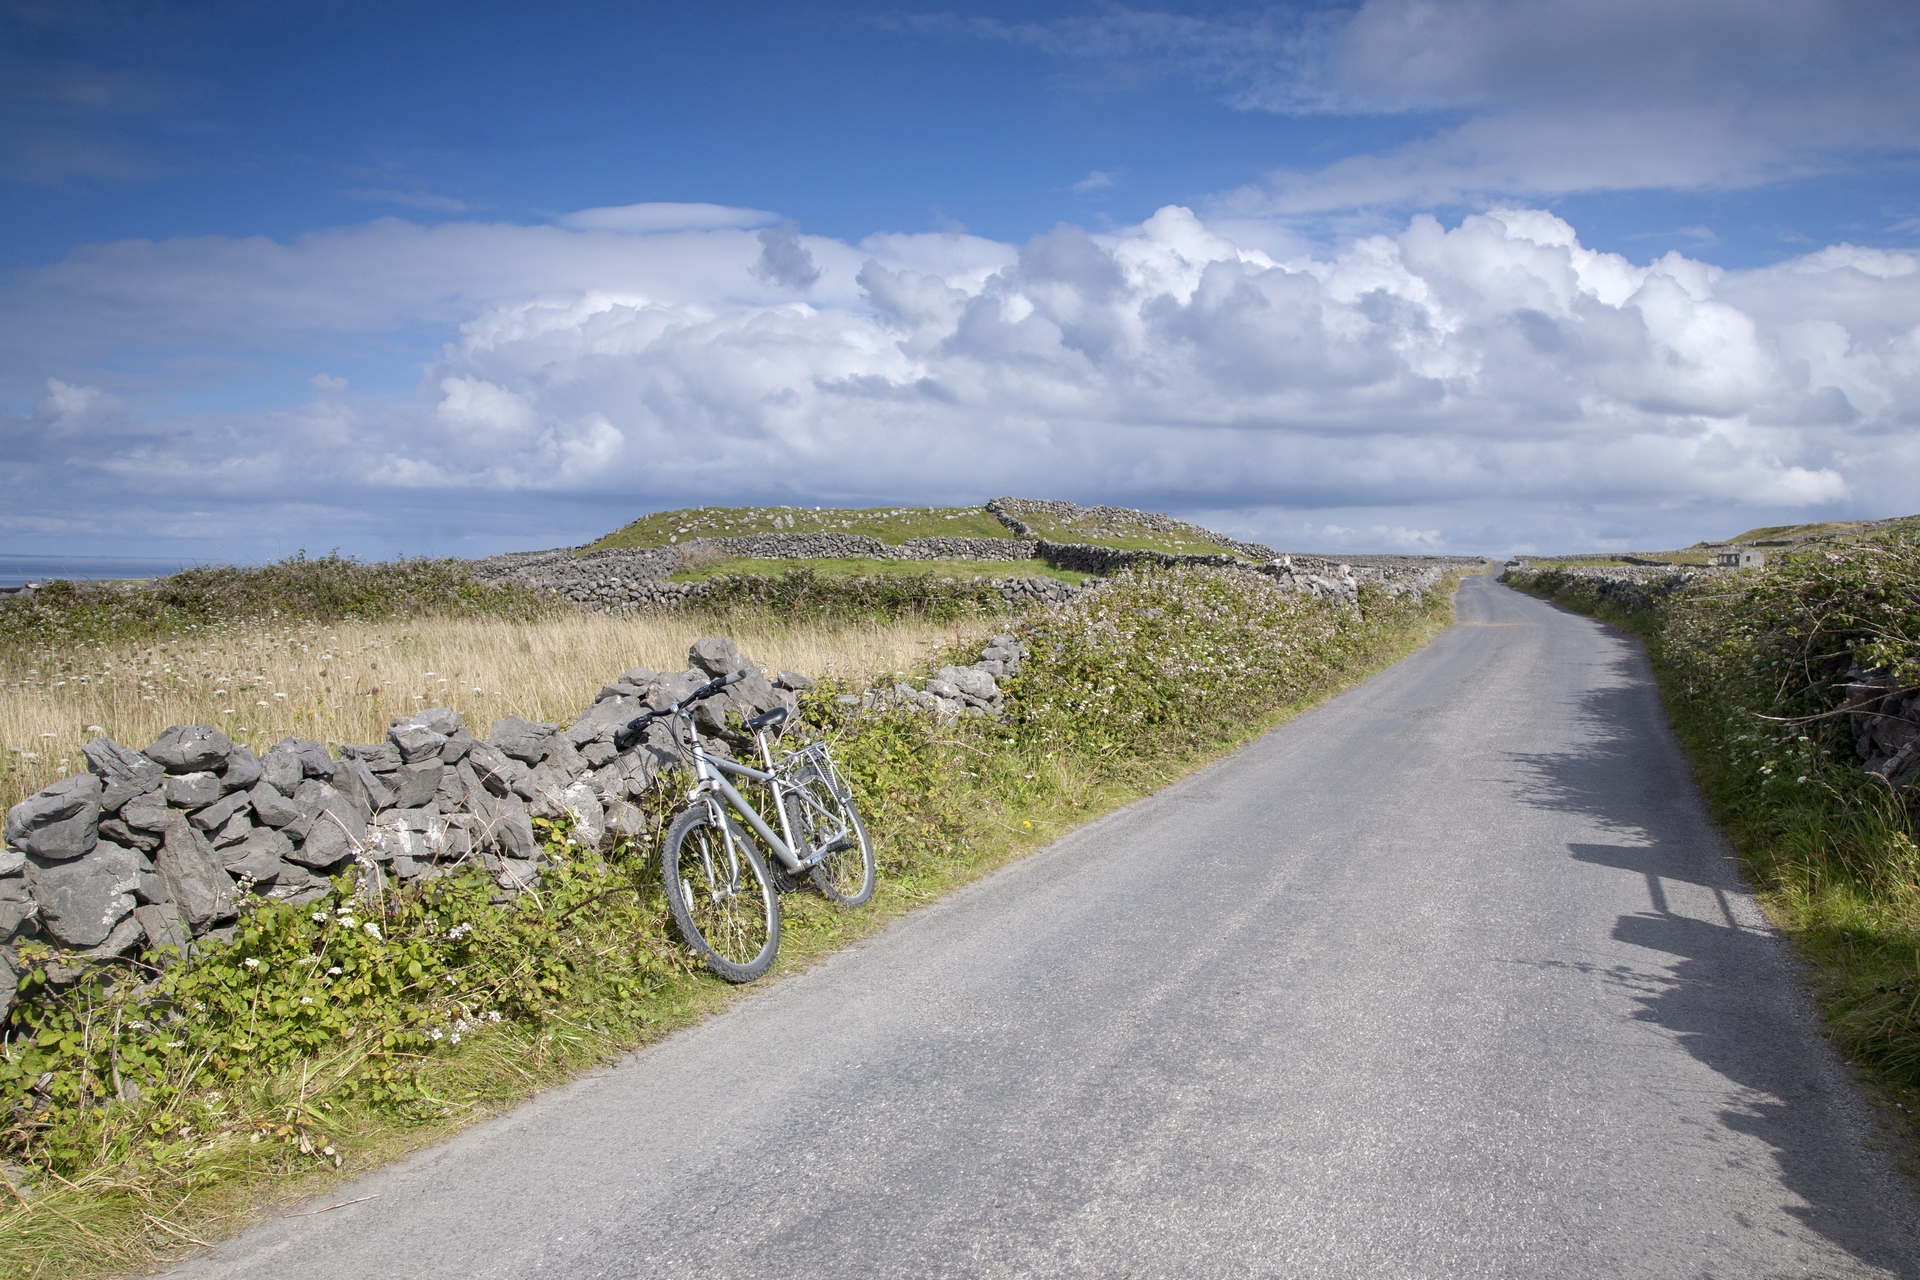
[
  {"xmin": 1525, "ymin": 512, "xmax": 1920, "ymax": 567},
  {"xmin": 583, "ymin": 500, "xmax": 1250, "ymax": 558}
]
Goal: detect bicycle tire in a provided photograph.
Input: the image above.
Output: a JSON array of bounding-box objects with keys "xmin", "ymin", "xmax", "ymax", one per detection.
[
  {"xmin": 786, "ymin": 763, "xmax": 876, "ymax": 907},
  {"xmin": 662, "ymin": 804, "xmax": 781, "ymax": 982}
]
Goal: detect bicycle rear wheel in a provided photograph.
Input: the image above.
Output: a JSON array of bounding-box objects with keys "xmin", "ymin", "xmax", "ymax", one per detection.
[
  {"xmin": 662, "ymin": 804, "xmax": 780, "ymax": 982},
  {"xmin": 785, "ymin": 761, "xmax": 876, "ymax": 907}
]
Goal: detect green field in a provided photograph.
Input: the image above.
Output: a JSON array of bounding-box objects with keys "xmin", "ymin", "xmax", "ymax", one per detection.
[
  {"xmin": 1009, "ymin": 511, "xmax": 1238, "ymax": 556},
  {"xmin": 586, "ymin": 504, "xmax": 1016, "ymax": 551},
  {"xmin": 669, "ymin": 556, "xmax": 1094, "ymax": 584}
]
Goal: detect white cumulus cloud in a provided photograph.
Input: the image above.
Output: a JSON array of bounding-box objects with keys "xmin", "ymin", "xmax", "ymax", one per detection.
[{"xmin": 3, "ymin": 200, "xmax": 1916, "ymax": 557}]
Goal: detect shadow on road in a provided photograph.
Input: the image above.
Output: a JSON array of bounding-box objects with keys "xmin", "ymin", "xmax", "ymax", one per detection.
[{"xmin": 1506, "ymin": 621, "xmax": 1920, "ymax": 1275}]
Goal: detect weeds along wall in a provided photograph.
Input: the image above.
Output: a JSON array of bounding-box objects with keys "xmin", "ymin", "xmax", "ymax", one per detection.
[
  {"xmin": 1502, "ymin": 538, "xmax": 1920, "ymax": 1097},
  {"xmin": 0, "ymin": 564, "xmax": 1450, "ymax": 1249}
]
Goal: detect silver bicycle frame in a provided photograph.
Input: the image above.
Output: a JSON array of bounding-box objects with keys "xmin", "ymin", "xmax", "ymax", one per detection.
[{"xmin": 671, "ymin": 711, "xmax": 809, "ymax": 873}]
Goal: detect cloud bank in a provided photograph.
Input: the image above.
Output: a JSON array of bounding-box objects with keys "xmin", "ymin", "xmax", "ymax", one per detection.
[{"xmin": 5, "ymin": 201, "xmax": 1918, "ymax": 558}]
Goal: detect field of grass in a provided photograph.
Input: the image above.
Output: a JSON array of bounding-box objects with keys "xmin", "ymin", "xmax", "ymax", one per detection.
[
  {"xmin": 1012, "ymin": 510, "xmax": 1239, "ymax": 556},
  {"xmin": 1, "ymin": 612, "xmax": 985, "ymax": 812},
  {"xmin": 585, "ymin": 504, "xmax": 1016, "ymax": 551},
  {"xmin": 669, "ymin": 556, "xmax": 1093, "ymax": 585}
]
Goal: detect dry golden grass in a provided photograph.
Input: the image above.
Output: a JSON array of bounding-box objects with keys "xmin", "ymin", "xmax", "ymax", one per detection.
[{"xmin": 2, "ymin": 611, "xmax": 997, "ymax": 811}]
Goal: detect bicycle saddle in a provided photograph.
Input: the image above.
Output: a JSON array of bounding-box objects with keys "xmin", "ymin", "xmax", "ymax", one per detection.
[{"xmin": 745, "ymin": 706, "xmax": 788, "ymax": 732}]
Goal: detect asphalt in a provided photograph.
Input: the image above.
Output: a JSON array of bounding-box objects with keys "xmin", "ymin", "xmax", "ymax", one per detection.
[{"xmin": 167, "ymin": 575, "xmax": 1920, "ymax": 1278}]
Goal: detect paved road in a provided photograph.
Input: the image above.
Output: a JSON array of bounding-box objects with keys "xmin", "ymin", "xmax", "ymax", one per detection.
[{"xmin": 171, "ymin": 576, "xmax": 1920, "ymax": 1279}]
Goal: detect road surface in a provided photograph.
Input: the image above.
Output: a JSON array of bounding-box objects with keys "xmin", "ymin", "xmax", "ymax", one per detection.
[{"xmin": 170, "ymin": 574, "xmax": 1920, "ymax": 1278}]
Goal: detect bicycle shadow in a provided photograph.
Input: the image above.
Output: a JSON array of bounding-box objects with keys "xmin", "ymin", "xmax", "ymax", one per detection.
[{"xmin": 1506, "ymin": 615, "xmax": 1920, "ymax": 1273}]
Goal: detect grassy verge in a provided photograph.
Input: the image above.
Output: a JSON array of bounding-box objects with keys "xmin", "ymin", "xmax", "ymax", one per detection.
[
  {"xmin": 0, "ymin": 567, "xmax": 1461, "ymax": 1278},
  {"xmin": 1504, "ymin": 551, "xmax": 1920, "ymax": 1128},
  {"xmin": 669, "ymin": 556, "xmax": 1091, "ymax": 585}
]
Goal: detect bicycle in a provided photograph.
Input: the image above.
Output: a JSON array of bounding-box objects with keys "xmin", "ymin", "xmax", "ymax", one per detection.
[{"xmin": 614, "ymin": 669, "xmax": 876, "ymax": 982}]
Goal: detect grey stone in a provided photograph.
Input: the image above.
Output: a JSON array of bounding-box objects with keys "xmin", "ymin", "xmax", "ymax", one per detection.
[
  {"xmin": 934, "ymin": 665, "xmax": 1000, "ymax": 703},
  {"xmin": 560, "ymin": 781, "xmax": 605, "ymax": 846},
  {"xmin": 212, "ymin": 812, "xmax": 255, "ymax": 848},
  {"xmin": 27, "ymin": 843, "xmax": 140, "ymax": 947},
  {"xmin": 0, "ymin": 950, "xmax": 18, "ymax": 1024},
  {"xmin": 340, "ymin": 741, "xmax": 403, "ymax": 772},
  {"xmin": 133, "ymin": 903, "xmax": 190, "ymax": 962},
  {"xmin": 606, "ymin": 800, "xmax": 647, "ymax": 839},
  {"xmin": 83, "ymin": 738, "xmax": 165, "ymax": 812},
  {"xmin": 0, "ymin": 873, "xmax": 38, "ymax": 941},
  {"xmin": 597, "ymin": 682, "xmax": 648, "ymax": 703},
  {"xmin": 221, "ymin": 743, "xmax": 262, "ymax": 792},
  {"xmin": 133, "ymin": 870, "xmax": 170, "ymax": 905},
  {"xmin": 489, "ymin": 716, "xmax": 557, "ymax": 765},
  {"xmin": 272, "ymin": 736, "xmax": 336, "ymax": 780},
  {"xmin": 289, "ymin": 817, "xmax": 358, "ymax": 869},
  {"xmin": 439, "ymin": 729, "xmax": 474, "ymax": 764},
  {"xmin": 389, "ymin": 723, "xmax": 448, "ymax": 764},
  {"xmin": 333, "ymin": 758, "xmax": 392, "ymax": 817},
  {"xmin": 495, "ymin": 858, "xmax": 541, "ymax": 890},
  {"xmin": 618, "ymin": 666, "xmax": 659, "ymax": 686},
  {"xmin": 774, "ymin": 670, "xmax": 814, "ymax": 691},
  {"xmin": 399, "ymin": 706, "xmax": 464, "ymax": 736},
  {"xmin": 688, "ymin": 636, "xmax": 746, "ymax": 676},
  {"xmin": 581, "ymin": 739, "xmax": 617, "ymax": 769},
  {"xmin": 145, "ymin": 724, "xmax": 235, "ymax": 774},
  {"xmin": 250, "ymin": 780, "xmax": 305, "ymax": 828},
  {"xmin": 156, "ymin": 817, "xmax": 237, "ymax": 932},
  {"xmin": 99, "ymin": 814, "xmax": 161, "ymax": 853},
  {"xmin": 165, "ymin": 771, "xmax": 223, "ymax": 810},
  {"xmin": 120, "ymin": 788, "xmax": 170, "ymax": 833},
  {"xmin": 84, "ymin": 914, "xmax": 145, "ymax": 960},
  {"xmin": 649, "ymin": 669, "xmax": 707, "ymax": 709},
  {"xmin": 224, "ymin": 846, "xmax": 286, "ymax": 888},
  {"xmin": 482, "ymin": 794, "xmax": 539, "ymax": 862},
  {"xmin": 467, "ymin": 742, "xmax": 526, "ymax": 796},
  {"xmin": 229, "ymin": 827, "xmax": 294, "ymax": 865},
  {"xmin": 386, "ymin": 760, "xmax": 444, "ymax": 809},
  {"xmin": 188, "ymin": 788, "xmax": 250, "ymax": 833},
  {"xmin": 544, "ymin": 737, "xmax": 589, "ymax": 782},
  {"xmin": 6, "ymin": 773, "xmax": 102, "ymax": 861},
  {"xmin": 0, "ymin": 847, "xmax": 23, "ymax": 877},
  {"xmin": 260, "ymin": 747, "xmax": 303, "ymax": 796}
]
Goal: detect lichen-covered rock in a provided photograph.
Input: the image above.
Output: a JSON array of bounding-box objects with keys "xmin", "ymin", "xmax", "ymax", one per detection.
[
  {"xmin": 145, "ymin": 725, "xmax": 235, "ymax": 774},
  {"xmin": 27, "ymin": 843, "xmax": 140, "ymax": 948},
  {"xmin": 389, "ymin": 722, "xmax": 448, "ymax": 764},
  {"xmin": 165, "ymin": 771, "xmax": 223, "ymax": 811},
  {"xmin": 400, "ymin": 706, "xmax": 464, "ymax": 737},
  {"xmin": 83, "ymin": 738, "xmax": 165, "ymax": 812},
  {"xmin": 386, "ymin": 760, "xmax": 444, "ymax": 809},
  {"xmin": 6, "ymin": 773, "xmax": 103, "ymax": 861}
]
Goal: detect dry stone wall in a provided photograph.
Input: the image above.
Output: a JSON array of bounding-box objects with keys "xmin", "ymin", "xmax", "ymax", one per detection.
[{"xmin": 0, "ymin": 632, "xmax": 1034, "ymax": 1021}]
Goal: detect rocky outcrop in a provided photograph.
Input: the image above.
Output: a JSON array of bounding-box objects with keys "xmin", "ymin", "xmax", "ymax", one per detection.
[
  {"xmin": 0, "ymin": 638, "xmax": 802, "ymax": 1020},
  {"xmin": 1845, "ymin": 668, "xmax": 1920, "ymax": 788}
]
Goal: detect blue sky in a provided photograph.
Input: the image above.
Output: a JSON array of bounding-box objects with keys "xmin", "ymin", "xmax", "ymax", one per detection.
[{"xmin": 5, "ymin": 0, "xmax": 1920, "ymax": 561}]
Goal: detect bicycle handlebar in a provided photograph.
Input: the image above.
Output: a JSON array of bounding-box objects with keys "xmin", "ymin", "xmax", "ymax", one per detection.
[{"xmin": 612, "ymin": 669, "xmax": 746, "ymax": 751}]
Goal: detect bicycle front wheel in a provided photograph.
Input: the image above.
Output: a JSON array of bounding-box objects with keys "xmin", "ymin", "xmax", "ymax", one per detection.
[
  {"xmin": 662, "ymin": 805, "xmax": 781, "ymax": 982},
  {"xmin": 786, "ymin": 763, "xmax": 876, "ymax": 908}
]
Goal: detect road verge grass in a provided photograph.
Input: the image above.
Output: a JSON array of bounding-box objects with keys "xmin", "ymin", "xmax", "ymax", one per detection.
[{"xmin": 0, "ymin": 567, "xmax": 1461, "ymax": 1279}]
